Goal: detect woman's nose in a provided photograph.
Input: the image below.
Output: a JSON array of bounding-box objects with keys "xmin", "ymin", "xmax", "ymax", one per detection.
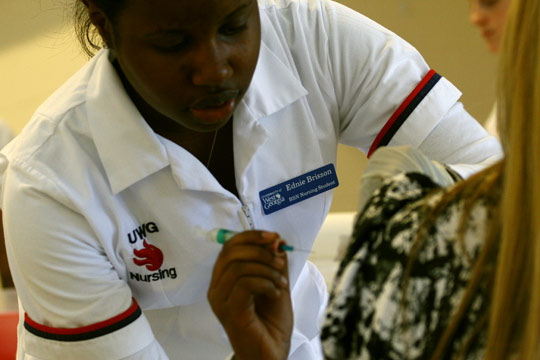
[
  {"xmin": 470, "ymin": 2, "xmax": 488, "ymax": 26},
  {"xmin": 191, "ymin": 40, "xmax": 233, "ymax": 86}
]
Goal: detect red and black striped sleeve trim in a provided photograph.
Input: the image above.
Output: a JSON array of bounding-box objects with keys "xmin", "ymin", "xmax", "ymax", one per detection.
[
  {"xmin": 367, "ymin": 70, "xmax": 442, "ymax": 158},
  {"xmin": 24, "ymin": 298, "xmax": 141, "ymax": 342}
]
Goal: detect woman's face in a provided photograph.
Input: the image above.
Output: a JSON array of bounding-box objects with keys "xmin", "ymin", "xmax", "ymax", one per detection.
[
  {"xmin": 96, "ymin": 0, "xmax": 261, "ymax": 132},
  {"xmin": 469, "ymin": 0, "xmax": 512, "ymax": 53}
]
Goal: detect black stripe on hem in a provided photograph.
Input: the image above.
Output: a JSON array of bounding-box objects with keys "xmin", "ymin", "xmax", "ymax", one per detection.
[
  {"xmin": 24, "ymin": 306, "xmax": 142, "ymax": 342},
  {"xmin": 377, "ymin": 73, "xmax": 442, "ymax": 148}
]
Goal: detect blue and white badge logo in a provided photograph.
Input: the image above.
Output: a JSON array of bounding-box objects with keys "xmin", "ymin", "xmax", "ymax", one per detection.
[
  {"xmin": 259, "ymin": 164, "xmax": 339, "ymax": 215},
  {"xmin": 261, "ymin": 189, "xmax": 286, "ymax": 209}
]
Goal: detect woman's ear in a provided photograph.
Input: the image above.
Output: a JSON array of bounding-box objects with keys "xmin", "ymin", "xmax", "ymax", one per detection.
[{"xmin": 82, "ymin": 0, "xmax": 114, "ymax": 48}]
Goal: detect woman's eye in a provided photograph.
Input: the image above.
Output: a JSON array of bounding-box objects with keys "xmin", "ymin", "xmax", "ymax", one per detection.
[
  {"xmin": 480, "ymin": 0, "xmax": 499, "ymax": 7},
  {"xmin": 151, "ymin": 35, "xmax": 187, "ymax": 52},
  {"xmin": 153, "ymin": 40, "xmax": 186, "ymax": 52},
  {"xmin": 220, "ymin": 23, "xmax": 248, "ymax": 36}
]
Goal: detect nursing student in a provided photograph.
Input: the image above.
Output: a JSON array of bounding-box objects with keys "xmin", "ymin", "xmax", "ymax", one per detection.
[{"xmin": 0, "ymin": 0, "xmax": 501, "ymax": 359}]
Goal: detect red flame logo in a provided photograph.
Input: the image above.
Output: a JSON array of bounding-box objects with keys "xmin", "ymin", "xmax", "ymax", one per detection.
[{"xmin": 133, "ymin": 240, "xmax": 164, "ymax": 271}]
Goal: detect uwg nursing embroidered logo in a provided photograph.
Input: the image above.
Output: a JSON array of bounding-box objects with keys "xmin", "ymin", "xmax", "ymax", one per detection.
[
  {"xmin": 127, "ymin": 222, "xmax": 178, "ymax": 283},
  {"xmin": 133, "ymin": 240, "xmax": 163, "ymax": 271}
]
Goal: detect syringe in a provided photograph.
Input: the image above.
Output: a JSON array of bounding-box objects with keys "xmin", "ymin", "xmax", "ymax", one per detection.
[{"xmin": 206, "ymin": 228, "xmax": 311, "ymax": 253}]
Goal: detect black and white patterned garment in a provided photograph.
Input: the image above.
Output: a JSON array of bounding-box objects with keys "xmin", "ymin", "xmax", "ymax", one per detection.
[{"xmin": 321, "ymin": 172, "xmax": 493, "ymax": 360}]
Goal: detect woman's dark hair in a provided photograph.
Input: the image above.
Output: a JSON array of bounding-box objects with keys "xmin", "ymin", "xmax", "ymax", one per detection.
[{"xmin": 73, "ymin": 0, "xmax": 125, "ymax": 57}]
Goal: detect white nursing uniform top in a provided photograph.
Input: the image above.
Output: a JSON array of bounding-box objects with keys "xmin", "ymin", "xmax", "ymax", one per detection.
[{"xmin": 1, "ymin": 0, "xmax": 501, "ymax": 359}]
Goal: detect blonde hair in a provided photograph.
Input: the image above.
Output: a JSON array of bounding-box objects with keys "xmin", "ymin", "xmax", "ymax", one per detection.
[
  {"xmin": 486, "ymin": 0, "xmax": 540, "ymax": 357},
  {"xmin": 403, "ymin": 0, "xmax": 540, "ymax": 358}
]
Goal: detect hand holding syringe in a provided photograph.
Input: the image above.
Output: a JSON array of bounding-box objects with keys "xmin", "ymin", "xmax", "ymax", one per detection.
[
  {"xmin": 207, "ymin": 228, "xmax": 311, "ymax": 253},
  {"xmin": 207, "ymin": 229, "xmax": 294, "ymax": 359}
]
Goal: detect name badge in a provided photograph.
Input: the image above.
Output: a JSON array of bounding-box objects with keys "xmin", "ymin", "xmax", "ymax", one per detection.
[{"xmin": 259, "ymin": 164, "xmax": 339, "ymax": 215}]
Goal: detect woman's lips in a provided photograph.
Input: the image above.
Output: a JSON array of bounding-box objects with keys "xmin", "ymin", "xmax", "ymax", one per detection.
[
  {"xmin": 190, "ymin": 92, "xmax": 238, "ymax": 123},
  {"xmin": 483, "ymin": 29, "xmax": 495, "ymax": 40},
  {"xmin": 190, "ymin": 98, "xmax": 236, "ymax": 124}
]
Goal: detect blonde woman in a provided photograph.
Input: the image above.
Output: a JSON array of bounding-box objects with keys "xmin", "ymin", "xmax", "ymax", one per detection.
[
  {"xmin": 470, "ymin": 0, "xmax": 513, "ymax": 139},
  {"xmin": 212, "ymin": 0, "xmax": 539, "ymax": 358},
  {"xmin": 322, "ymin": 0, "xmax": 538, "ymax": 357},
  {"xmin": 470, "ymin": 0, "xmax": 512, "ymax": 53}
]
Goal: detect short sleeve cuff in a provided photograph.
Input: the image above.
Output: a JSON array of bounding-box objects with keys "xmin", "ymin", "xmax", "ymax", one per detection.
[
  {"xmin": 389, "ymin": 76, "xmax": 461, "ymax": 148},
  {"xmin": 21, "ymin": 301, "xmax": 157, "ymax": 360}
]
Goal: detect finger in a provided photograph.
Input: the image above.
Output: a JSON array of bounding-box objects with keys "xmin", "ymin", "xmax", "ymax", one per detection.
[
  {"xmin": 209, "ymin": 274, "xmax": 282, "ymax": 322},
  {"xmin": 222, "ymin": 277, "xmax": 283, "ymax": 317},
  {"xmin": 234, "ymin": 276, "xmax": 283, "ymax": 301},
  {"xmin": 223, "ymin": 230, "xmax": 281, "ymax": 248},
  {"xmin": 210, "ymin": 261, "xmax": 288, "ymax": 306},
  {"xmin": 220, "ymin": 231, "xmax": 288, "ymax": 260},
  {"xmin": 225, "ymin": 276, "xmax": 291, "ymax": 329},
  {"xmin": 211, "ymin": 242, "xmax": 286, "ymax": 286},
  {"xmin": 219, "ymin": 261, "xmax": 288, "ymax": 292}
]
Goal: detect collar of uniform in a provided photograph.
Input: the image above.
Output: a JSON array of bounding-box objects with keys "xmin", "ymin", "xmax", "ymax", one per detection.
[
  {"xmin": 85, "ymin": 39, "xmax": 306, "ymax": 194},
  {"xmin": 86, "ymin": 50, "xmax": 169, "ymax": 195},
  {"xmin": 239, "ymin": 40, "xmax": 308, "ymax": 120}
]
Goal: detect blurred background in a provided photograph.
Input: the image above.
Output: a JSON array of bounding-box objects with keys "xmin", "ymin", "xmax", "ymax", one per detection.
[{"xmin": 0, "ymin": 0, "xmax": 497, "ymax": 212}]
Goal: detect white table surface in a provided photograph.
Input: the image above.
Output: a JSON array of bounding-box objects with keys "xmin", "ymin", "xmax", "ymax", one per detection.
[{"xmin": 309, "ymin": 211, "xmax": 356, "ymax": 288}]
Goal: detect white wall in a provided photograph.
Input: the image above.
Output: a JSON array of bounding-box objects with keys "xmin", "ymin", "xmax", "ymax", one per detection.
[{"xmin": 0, "ymin": 0, "xmax": 87, "ymax": 133}]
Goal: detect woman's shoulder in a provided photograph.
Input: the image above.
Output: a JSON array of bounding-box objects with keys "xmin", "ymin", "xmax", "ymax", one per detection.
[
  {"xmin": 343, "ymin": 170, "xmax": 491, "ymax": 276},
  {"xmin": 322, "ymin": 172, "xmax": 491, "ymax": 359},
  {"xmin": 362, "ymin": 171, "xmax": 441, "ymax": 219},
  {"xmin": 356, "ymin": 170, "xmax": 490, "ymax": 241},
  {"xmin": 343, "ymin": 172, "xmax": 444, "ymax": 260}
]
